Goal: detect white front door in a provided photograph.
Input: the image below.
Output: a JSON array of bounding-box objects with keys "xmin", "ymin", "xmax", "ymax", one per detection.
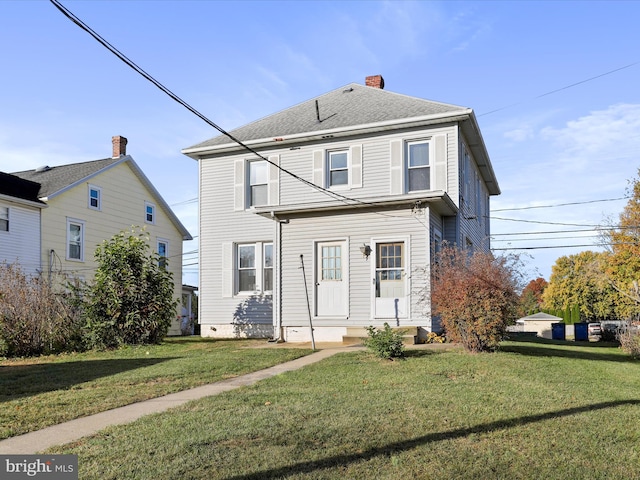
[
  {"xmin": 316, "ymin": 241, "xmax": 347, "ymax": 317},
  {"xmin": 374, "ymin": 241, "xmax": 407, "ymax": 319}
]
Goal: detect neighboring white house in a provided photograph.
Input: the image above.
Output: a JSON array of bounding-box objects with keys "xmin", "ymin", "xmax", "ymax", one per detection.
[
  {"xmin": 11, "ymin": 136, "xmax": 193, "ymax": 335},
  {"xmin": 0, "ymin": 172, "xmax": 46, "ymax": 275},
  {"xmin": 183, "ymin": 75, "xmax": 500, "ymax": 343},
  {"xmin": 512, "ymin": 312, "xmax": 565, "ymax": 339}
]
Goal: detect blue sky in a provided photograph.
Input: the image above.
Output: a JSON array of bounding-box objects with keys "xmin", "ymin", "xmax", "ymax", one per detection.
[{"xmin": 2, "ymin": 0, "xmax": 639, "ymax": 286}]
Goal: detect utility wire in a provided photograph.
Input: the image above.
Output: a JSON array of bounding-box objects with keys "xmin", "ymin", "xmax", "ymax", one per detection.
[
  {"xmin": 492, "ymin": 196, "xmax": 629, "ymax": 212},
  {"xmin": 49, "ymin": 0, "xmax": 403, "ymax": 216},
  {"xmin": 479, "ymin": 61, "xmax": 640, "ymax": 117}
]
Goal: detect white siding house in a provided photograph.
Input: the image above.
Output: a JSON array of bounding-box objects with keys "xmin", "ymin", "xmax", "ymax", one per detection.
[
  {"xmin": 0, "ymin": 173, "xmax": 46, "ymax": 275},
  {"xmin": 183, "ymin": 76, "xmax": 500, "ymax": 343},
  {"xmin": 11, "ymin": 137, "xmax": 193, "ymax": 335}
]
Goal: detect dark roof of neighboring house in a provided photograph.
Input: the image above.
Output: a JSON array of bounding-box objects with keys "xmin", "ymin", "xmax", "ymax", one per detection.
[
  {"xmin": 11, "ymin": 158, "xmax": 122, "ymax": 199},
  {"xmin": 184, "ymin": 82, "xmax": 470, "ymax": 151},
  {"xmin": 0, "ymin": 172, "xmax": 47, "ymax": 205}
]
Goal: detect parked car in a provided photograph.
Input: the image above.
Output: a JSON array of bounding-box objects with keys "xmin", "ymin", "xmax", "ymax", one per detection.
[{"xmin": 588, "ymin": 322, "xmax": 602, "ymax": 336}]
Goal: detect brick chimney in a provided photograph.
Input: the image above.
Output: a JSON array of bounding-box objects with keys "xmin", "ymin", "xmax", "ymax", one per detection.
[
  {"xmin": 365, "ymin": 75, "xmax": 385, "ymax": 89},
  {"xmin": 112, "ymin": 135, "xmax": 128, "ymax": 158}
]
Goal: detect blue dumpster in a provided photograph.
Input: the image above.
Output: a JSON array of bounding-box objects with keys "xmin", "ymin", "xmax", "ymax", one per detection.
[
  {"xmin": 574, "ymin": 322, "xmax": 588, "ymax": 341},
  {"xmin": 551, "ymin": 322, "xmax": 566, "ymax": 340}
]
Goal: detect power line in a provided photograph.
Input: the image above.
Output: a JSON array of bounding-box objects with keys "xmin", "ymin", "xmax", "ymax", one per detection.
[
  {"xmin": 492, "ymin": 196, "xmax": 629, "ymax": 212},
  {"xmin": 490, "ymin": 216, "xmax": 603, "ymax": 228},
  {"xmin": 49, "ymin": 0, "xmax": 401, "ymax": 217},
  {"xmin": 479, "ymin": 61, "xmax": 640, "ymax": 117}
]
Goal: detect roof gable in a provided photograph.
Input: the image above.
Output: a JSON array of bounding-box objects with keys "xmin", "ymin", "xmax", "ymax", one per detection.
[
  {"xmin": 12, "ymin": 157, "xmax": 192, "ymax": 240},
  {"xmin": 185, "ymin": 83, "xmax": 470, "ymax": 151}
]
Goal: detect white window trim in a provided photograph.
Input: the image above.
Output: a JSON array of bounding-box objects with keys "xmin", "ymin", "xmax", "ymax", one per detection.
[
  {"xmin": 0, "ymin": 206, "xmax": 9, "ymax": 233},
  {"xmin": 327, "ymin": 149, "xmax": 350, "ymax": 190},
  {"xmin": 405, "ymin": 139, "xmax": 433, "ymax": 193},
  {"xmin": 145, "ymin": 201, "xmax": 155, "ymax": 225},
  {"xmin": 66, "ymin": 217, "xmax": 85, "ymax": 262},
  {"xmin": 235, "ymin": 241, "xmax": 273, "ymax": 295},
  {"xmin": 88, "ymin": 184, "xmax": 102, "ymax": 211},
  {"xmin": 247, "ymin": 160, "xmax": 268, "ymax": 207},
  {"xmin": 263, "ymin": 242, "xmax": 274, "ymax": 294},
  {"xmin": 370, "ymin": 235, "xmax": 411, "ymax": 320}
]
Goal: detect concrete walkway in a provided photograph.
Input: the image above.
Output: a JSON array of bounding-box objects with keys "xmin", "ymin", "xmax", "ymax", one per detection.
[{"xmin": 0, "ymin": 346, "xmax": 353, "ymax": 454}]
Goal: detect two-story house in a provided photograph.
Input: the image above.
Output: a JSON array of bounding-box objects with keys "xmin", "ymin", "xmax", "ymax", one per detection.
[
  {"xmin": 12, "ymin": 136, "xmax": 193, "ymax": 335},
  {"xmin": 183, "ymin": 76, "xmax": 500, "ymax": 343},
  {"xmin": 0, "ymin": 172, "xmax": 46, "ymax": 275}
]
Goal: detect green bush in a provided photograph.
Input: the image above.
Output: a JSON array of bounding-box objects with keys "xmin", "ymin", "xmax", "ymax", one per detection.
[
  {"xmin": 364, "ymin": 323, "xmax": 405, "ymax": 359},
  {"xmin": 82, "ymin": 228, "xmax": 177, "ymax": 349}
]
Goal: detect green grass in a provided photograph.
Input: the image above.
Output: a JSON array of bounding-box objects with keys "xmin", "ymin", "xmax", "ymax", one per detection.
[
  {"xmin": 46, "ymin": 337, "xmax": 640, "ymax": 479},
  {"xmin": 0, "ymin": 337, "xmax": 311, "ymax": 439}
]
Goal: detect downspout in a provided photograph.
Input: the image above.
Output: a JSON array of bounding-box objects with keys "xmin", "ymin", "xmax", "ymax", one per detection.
[{"xmin": 269, "ymin": 213, "xmax": 286, "ymax": 342}]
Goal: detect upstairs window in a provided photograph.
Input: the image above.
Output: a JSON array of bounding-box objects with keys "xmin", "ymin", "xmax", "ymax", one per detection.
[
  {"xmin": 328, "ymin": 150, "xmax": 349, "ymax": 187},
  {"xmin": 88, "ymin": 185, "xmax": 101, "ymax": 210},
  {"xmin": 407, "ymin": 141, "xmax": 430, "ymax": 192},
  {"xmin": 145, "ymin": 202, "xmax": 155, "ymax": 224},
  {"xmin": 0, "ymin": 206, "xmax": 8, "ymax": 232},
  {"xmin": 249, "ymin": 160, "xmax": 268, "ymax": 206}
]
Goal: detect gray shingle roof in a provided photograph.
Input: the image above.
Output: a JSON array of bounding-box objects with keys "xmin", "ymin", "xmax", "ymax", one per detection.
[
  {"xmin": 11, "ymin": 158, "xmax": 122, "ymax": 198},
  {"xmin": 186, "ymin": 83, "xmax": 469, "ymax": 150}
]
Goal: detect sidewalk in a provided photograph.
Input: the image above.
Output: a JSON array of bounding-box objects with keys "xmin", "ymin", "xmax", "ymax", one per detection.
[{"xmin": 0, "ymin": 346, "xmax": 355, "ymax": 454}]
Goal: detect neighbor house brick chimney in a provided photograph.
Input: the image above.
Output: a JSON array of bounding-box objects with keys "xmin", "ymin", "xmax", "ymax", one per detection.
[
  {"xmin": 112, "ymin": 135, "xmax": 128, "ymax": 158},
  {"xmin": 365, "ymin": 75, "xmax": 385, "ymax": 89}
]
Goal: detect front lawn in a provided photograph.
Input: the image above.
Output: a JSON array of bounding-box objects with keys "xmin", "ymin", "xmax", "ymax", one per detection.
[
  {"xmin": 0, "ymin": 337, "xmax": 311, "ymax": 439},
  {"xmin": 49, "ymin": 338, "xmax": 640, "ymax": 479}
]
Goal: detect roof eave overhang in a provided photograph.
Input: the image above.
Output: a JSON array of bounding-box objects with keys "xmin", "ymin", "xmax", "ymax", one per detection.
[
  {"xmin": 460, "ymin": 113, "xmax": 501, "ymax": 196},
  {"xmin": 251, "ymin": 191, "xmax": 458, "ymax": 217},
  {"xmin": 0, "ymin": 193, "xmax": 48, "ymax": 209},
  {"xmin": 181, "ymin": 110, "xmax": 474, "ymax": 159}
]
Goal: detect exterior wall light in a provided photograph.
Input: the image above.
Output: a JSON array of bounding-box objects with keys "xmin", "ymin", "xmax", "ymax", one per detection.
[{"xmin": 360, "ymin": 244, "xmax": 372, "ymax": 258}]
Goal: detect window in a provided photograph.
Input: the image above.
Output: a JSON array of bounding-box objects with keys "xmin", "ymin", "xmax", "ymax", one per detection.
[
  {"xmin": 328, "ymin": 150, "xmax": 348, "ymax": 187},
  {"xmin": 157, "ymin": 239, "xmax": 168, "ymax": 269},
  {"xmin": 0, "ymin": 206, "xmax": 8, "ymax": 232},
  {"xmin": 145, "ymin": 202, "xmax": 155, "ymax": 224},
  {"xmin": 249, "ymin": 160, "xmax": 268, "ymax": 206},
  {"xmin": 407, "ymin": 141, "xmax": 430, "ymax": 192},
  {"xmin": 263, "ymin": 243, "xmax": 273, "ymax": 291},
  {"xmin": 67, "ymin": 218, "xmax": 85, "ymax": 261},
  {"xmin": 321, "ymin": 245, "xmax": 342, "ymax": 281},
  {"xmin": 238, "ymin": 244, "xmax": 256, "ymax": 292},
  {"xmin": 236, "ymin": 242, "xmax": 273, "ymax": 293},
  {"xmin": 88, "ymin": 185, "xmax": 101, "ymax": 210}
]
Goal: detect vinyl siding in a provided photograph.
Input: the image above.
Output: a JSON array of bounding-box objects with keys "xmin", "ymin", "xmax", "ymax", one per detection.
[
  {"xmin": 0, "ymin": 200, "xmax": 41, "ymax": 274},
  {"xmin": 196, "ymin": 120, "xmax": 499, "ymax": 338},
  {"xmin": 279, "ymin": 207, "xmax": 431, "ymax": 328},
  {"xmin": 199, "ymin": 155, "xmax": 275, "ymax": 331},
  {"xmin": 458, "ymin": 137, "xmax": 490, "ymax": 253},
  {"xmin": 40, "ymin": 162, "xmax": 185, "ymax": 335},
  {"xmin": 278, "ymin": 124, "xmax": 459, "ymax": 206}
]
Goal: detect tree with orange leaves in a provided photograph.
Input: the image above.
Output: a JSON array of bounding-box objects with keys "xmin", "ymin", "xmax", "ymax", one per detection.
[{"xmin": 431, "ymin": 245, "xmax": 522, "ymax": 353}]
